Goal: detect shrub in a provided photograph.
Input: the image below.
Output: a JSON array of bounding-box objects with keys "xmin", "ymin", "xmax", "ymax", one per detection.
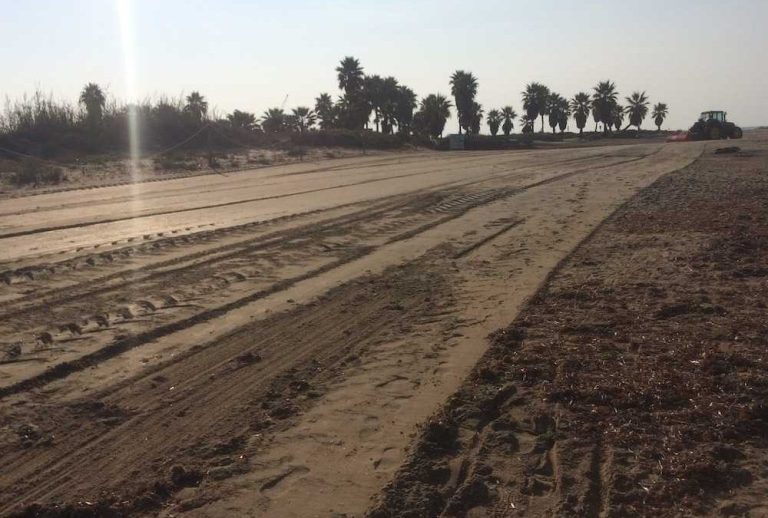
[
  {"xmin": 153, "ymin": 155, "xmax": 197, "ymax": 172},
  {"xmin": 248, "ymin": 154, "xmax": 271, "ymax": 166},
  {"xmin": 10, "ymin": 159, "xmax": 65, "ymax": 186},
  {"xmin": 286, "ymin": 146, "xmax": 307, "ymax": 159},
  {"xmin": 435, "ymin": 134, "xmax": 535, "ymax": 151}
]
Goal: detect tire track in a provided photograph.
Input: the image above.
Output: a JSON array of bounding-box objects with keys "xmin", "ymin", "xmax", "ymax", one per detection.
[
  {"xmin": 0, "ymin": 144, "xmax": 692, "ymax": 514},
  {"xmin": 0, "ymin": 146, "xmax": 637, "ymax": 240},
  {"xmin": 0, "ymin": 148, "xmax": 638, "ymax": 316},
  {"xmin": 0, "ymin": 149, "xmax": 664, "ymax": 399},
  {"xmin": 0, "ymin": 263, "xmax": 450, "ymax": 514}
]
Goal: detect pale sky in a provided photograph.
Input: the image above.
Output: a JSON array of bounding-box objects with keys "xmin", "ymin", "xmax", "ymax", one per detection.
[{"xmin": 2, "ymin": 0, "xmax": 767, "ymax": 131}]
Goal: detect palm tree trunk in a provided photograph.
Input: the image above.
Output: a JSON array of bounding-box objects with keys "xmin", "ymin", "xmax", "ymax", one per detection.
[{"xmin": 540, "ymin": 115, "xmax": 545, "ymax": 133}]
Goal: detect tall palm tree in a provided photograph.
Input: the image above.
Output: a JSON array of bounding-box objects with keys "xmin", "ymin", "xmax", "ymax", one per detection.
[
  {"xmin": 79, "ymin": 83, "xmax": 106, "ymax": 125},
  {"xmin": 449, "ymin": 71, "xmax": 478, "ymax": 135},
  {"xmin": 487, "ymin": 109, "xmax": 502, "ymax": 136},
  {"xmin": 335, "ymin": 57, "xmax": 368, "ymax": 130},
  {"xmin": 314, "ymin": 93, "xmax": 335, "ymax": 129},
  {"xmin": 547, "ymin": 93, "xmax": 566, "ymax": 133},
  {"xmin": 522, "ymin": 84, "xmax": 539, "ymax": 125},
  {"xmin": 336, "ymin": 56, "xmax": 364, "ymax": 95},
  {"xmin": 379, "ymin": 76, "xmax": 400, "ymax": 134},
  {"xmin": 546, "ymin": 94, "xmax": 570, "ymax": 134},
  {"xmin": 501, "ymin": 106, "xmax": 517, "ymax": 136},
  {"xmin": 394, "ymin": 85, "xmax": 417, "ymax": 135},
  {"xmin": 625, "ymin": 91, "xmax": 650, "ymax": 132},
  {"xmin": 592, "ymin": 81, "xmax": 618, "ymax": 133},
  {"xmin": 652, "ymin": 102, "xmax": 669, "ymax": 131},
  {"xmin": 415, "ymin": 94, "xmax": 452, "ymax": 138},
  {"xmin": 185, "ymin": 91, "xmax": 208, "ymax": 123},
  {"xmin": 534, "ymin": 84, "xmax": 551, "ymax": 133},
  {"xmin": 570, "ymin": 92, "xmax": 591, "ymax": 135},
  {"xmin": 364, "ymin": 75, "xmax": 384, "ymax": 132},
  {"xmin": 522, "ymin": 82, "xmax": 550, "ymax": 133},
  {"xmin": 291, "ymin": 107, "xmax": 317, "ymax": 133},
  {"xmin": 261, "ymin": 108, "xmax": 285, "ymax": 133}
]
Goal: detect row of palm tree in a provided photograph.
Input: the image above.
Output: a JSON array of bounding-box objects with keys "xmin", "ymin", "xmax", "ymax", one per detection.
[
  {"xmin": 75, "ymin": 59, "xmax": 671, "ymax": 141},
  {"xmin": 486, "ymin": 107, "xmax": 517, "ymax": 136},
  {"xmin": 515, "ymin": 81, "xmax": 669, "ymax": 135},
  {"xmin": 304, "ymin": 56, "xmax": 418, "ymax": 134}
]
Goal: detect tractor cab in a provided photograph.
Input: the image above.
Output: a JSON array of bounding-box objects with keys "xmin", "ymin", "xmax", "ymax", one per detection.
[{"xmin": 699, "ymin": 111, "xmax": 727, "ymax": 123}]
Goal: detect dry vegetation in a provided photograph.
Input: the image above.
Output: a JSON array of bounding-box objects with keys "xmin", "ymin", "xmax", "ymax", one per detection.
[{"xmin": 369, "ymin": 142, "xmax": 768, "ymax": 517}]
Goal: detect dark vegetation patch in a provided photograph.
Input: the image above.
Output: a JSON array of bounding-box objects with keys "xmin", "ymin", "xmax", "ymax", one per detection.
[{"xmin": 369, "ymin": 147, "xmax": 768, "ymax": 517}]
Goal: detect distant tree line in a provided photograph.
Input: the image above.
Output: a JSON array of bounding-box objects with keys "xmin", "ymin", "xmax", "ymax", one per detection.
[{"xmin": 0, "ymin": 56, "xmax": 670, "ymax": 159}]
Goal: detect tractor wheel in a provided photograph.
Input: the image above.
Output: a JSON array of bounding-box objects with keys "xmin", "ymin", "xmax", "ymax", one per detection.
[
  {"xmin": 733, "ymin": 127, "xmax": 743, "ymax": 139},
  {"xmin": 708, "ymin": 126, "xmax": 721, "ymax": 140}
]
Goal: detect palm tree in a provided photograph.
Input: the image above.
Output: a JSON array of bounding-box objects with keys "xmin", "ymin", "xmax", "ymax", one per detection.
[
  {"xmin": 414, "ymin": 94, "xmax": 452, "ymax": 138},
  {"xmin": 592, "ymin": 104, "xmax": 601, "ymax": 132},
  {"xmin": 364, "ymin": 75, "xmax": 384, "ymax": 132},
  {"xmin": 336, "ymin": 56, "xmax": 364, "ymax": 95},
  {"xmin": 185, "ymin": 91, "xmax": 208, "ymax": 123},
  {"xmin": 545, "ymin": 94, "xmax": 570, "ymax": 134},
  {"xmin": 547, "ymin": 93, "xmax": 565, "ymax": 133},
  {"xmin": 227, "ymin": 110, "xmax": 257, "ymax": 131},
  {"xmin": 592, "ymin": 81, "xmax": 618, "ymax": 133},
  {"xmin": 556, "ymin": 96, "xmax": 570, "ymax": 133},
  {"xmin": 522, "ymin": 84, "xmax": 537, "ymax": 124},
  {"xmin": 335, "ymin": 57, "xmax": 368, "ymax": 130},
  {"xmin": 520, "ymin": 115, "xmax": 534, "ymax": 134},
  {"xmin": 613, "ymin": 103, "xmax": 625, "ymax": 133},
  {"xmin": 335, "ymin": 92, "xmax": 369, "ymax": 130},
  {"xmin": 291, "ymin": 107, "xmax": 317, "ymax": 133},
  {"xmin": 394, "ymin": 85, "xmax": 417, "ymax": 135},
  {"xmin": 652, "ymin": 102, "xmax": 669, "ymax": 131},
  {"xmin": 522, "ymin": 82, "xmax": 550, "ymax": 133},
  {"xmin": 625, "ymin": 91, "xmax": 650, "ymax": 132},
  {"xmin": 314, "ymin": 93, "xmax": 335, "ymax": 129},
  {"xmin": 379, "ymin": 76, "xmax": 400, "ymax": 134},
  {"xmin": 261, "ymin": 108, "xmax": 285, "ymax": 133},
  {"xmin": 449, "ymin": 71, "xmax": 478, "ymax": 135},
  {"xmin": 79, "ymin": 83, "xmax": 107, "ymax": 125},
  {"xmin": 570, "ymin": 92, "xmax": 591, "ymax": 135},
  {"xmin": 469, "ymin": 102, "xmax": 484, "ymax": 134},
  {"xmin": 534, "ymin": 84, "xmax": 551, "ymax": 133},
  {"xmin": 487, "ymin": 109, "xmax": 502, "ymax": 136},
  {"xmin": 501, "ymin": 106, "xmax": 517, "ymax": 136}
]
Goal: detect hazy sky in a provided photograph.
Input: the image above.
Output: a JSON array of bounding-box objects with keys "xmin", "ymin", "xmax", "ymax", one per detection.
[{"xmin": 2, "ymin": 0, "xmax": 767, "ymax": 131}]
